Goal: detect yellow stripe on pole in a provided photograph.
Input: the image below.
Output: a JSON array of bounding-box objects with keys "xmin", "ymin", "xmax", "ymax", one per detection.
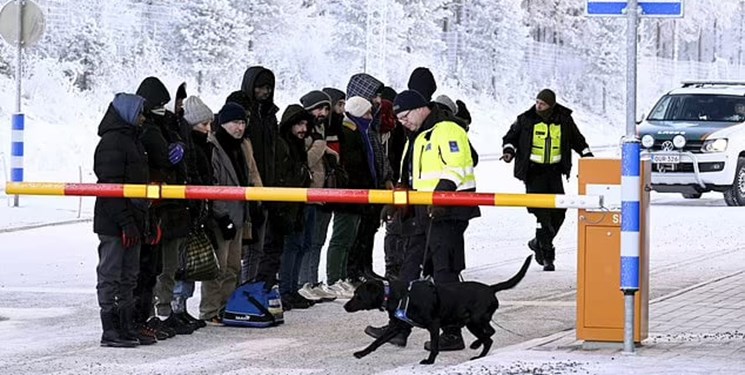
[
  {"xmin": 494, "ymin": 193, "xmax": 556, "ymax": 208},
  {"xmin": 161, "ymin": 185, "xmax": 186, "ymax": 199},
  {"xmin": 393, "ymin": 190, "xmax": 408, "ymax": 205},
  {"xmin": 408, "ymin": 191, "xmax": 433, "ymax": 205},
  {"xmin": 368, "ymin": 189, "xmax": 392, "ymax": 204},
  {"xmin": 6, "ymin": 182, "xmax": 65, "ymax": 196},
  {"xmin": 246, "ymin": 187, "xmax": 308, "ymax": 202},
  {"xmin": 123, "ymin": 184, "xmax": 147, "ymax": 199}
]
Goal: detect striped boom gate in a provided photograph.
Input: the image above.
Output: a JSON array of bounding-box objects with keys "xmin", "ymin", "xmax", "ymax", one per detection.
[{"xmin": 5, "ymin": 182, "xmax": 605, "ymax": 209}]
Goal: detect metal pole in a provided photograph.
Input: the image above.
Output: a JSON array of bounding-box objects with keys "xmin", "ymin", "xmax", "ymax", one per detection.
[
  {"xmin": 621, "ymin": 0, "xmax": 641, "ymax": 355},
  {"xmin": 12, "ymin": 0, "xmax": 25, "ymax": 207}
]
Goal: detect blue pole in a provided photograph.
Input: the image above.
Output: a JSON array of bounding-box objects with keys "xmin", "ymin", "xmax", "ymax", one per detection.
[
  {"xmin": 621, "ymin": 141, "xmax": 641, "ymax": 292},
  {"xmin": 11, "ymin": 113, "xmax": 24, "ymax": 206}
]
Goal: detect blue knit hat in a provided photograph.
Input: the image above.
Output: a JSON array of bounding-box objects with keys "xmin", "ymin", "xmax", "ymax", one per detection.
[
  {"xmin": 218, "ymin": 102, "xmax": 246, "ymax": 125},
  {"xmin": 393, "ymin": 90, "xmax": 428, "ymax": 115}
]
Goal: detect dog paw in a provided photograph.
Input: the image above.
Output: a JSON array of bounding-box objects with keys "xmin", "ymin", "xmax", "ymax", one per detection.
[
  {"xmin": 470, "ymin": 340, "xmax": 482, "ymax": 350},
  {"xmin": 353, "ymin": 351, "xmax": 367, "ymax": 359},
  {"xmin": 420, "ymin": 359, "xmax": 434, "ymax": 365}
]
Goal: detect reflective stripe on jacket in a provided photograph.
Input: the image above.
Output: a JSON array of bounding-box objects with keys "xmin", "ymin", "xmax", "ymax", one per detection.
[
  {"xmin": 529, "ymin": 122, "xmax": 562, "ymax": 164},
  {"xmin": 405, "ymin": 120, "xmax": 476, "ymax": 192}
]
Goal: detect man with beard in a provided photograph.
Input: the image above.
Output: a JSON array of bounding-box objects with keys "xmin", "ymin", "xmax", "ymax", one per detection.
[{"xmin": 500, "ymin": 89, "xmax": 593, "ymax": 271}]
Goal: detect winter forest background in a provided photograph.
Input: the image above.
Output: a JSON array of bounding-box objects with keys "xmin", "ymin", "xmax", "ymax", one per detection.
[{"xmin": 1, "ymin": 0, "xmax": 745, "ymax": 185}]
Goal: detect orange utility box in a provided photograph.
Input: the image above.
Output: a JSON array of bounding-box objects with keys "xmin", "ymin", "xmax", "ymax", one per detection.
[{"xmin": 577, "ymin": 158, "xmax": 650, "ymax": 343}]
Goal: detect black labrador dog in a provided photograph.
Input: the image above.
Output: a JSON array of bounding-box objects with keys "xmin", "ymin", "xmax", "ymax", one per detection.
[{"xmin": 344, "ymin": 255, "xmax": 532, "ymax": 365}]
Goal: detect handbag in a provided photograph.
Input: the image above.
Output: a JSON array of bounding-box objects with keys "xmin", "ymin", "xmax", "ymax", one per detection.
[{"xmin": 175, "ymin": 227, "xmax": 220, "ymax": 281}]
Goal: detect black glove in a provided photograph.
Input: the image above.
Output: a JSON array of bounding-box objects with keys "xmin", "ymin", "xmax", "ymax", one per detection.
[
  {"xmin": 500, "ymin": 148, "xmax": 515, "ymax": 163},
  {"xmin": 455, "ymin": 100, "xmax": 471, "ymax": 125},
  {"xmin": 217, "ymin": 215, "xmax": 236, "ymax": 240},
  {"xmin": 427, "ymin": 205, "xmax": 446, "ymax": 219},
  {"xmin": 121, "ymin": 223, "xmax": 140, "ymax": 249}
]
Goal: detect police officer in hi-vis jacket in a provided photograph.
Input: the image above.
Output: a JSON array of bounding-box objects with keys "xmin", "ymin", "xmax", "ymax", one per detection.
[{"xmin": 501, "ymin": 89, "xmax": 593, "ymax": 272}]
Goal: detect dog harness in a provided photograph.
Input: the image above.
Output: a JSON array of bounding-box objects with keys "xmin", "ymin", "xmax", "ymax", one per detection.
[
  {"xmin": 394, "ymin": 279, "xmax": 433, "ymax": 329},
  {"xmin": 381, "ymin": 280, "xmax": 391, "ymax": 310}
]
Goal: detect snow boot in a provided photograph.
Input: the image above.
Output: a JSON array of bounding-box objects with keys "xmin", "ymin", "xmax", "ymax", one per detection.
[
  {"xmin": 364, "ymin": 324, "xmax": 408, "ymax": 347},
  {"xmin": 424, "ymin": 327, "xmax": 465, "ymax": 351},
  {"xmin": 100, "ymin": 311, "xmax": 138, "ymax": 348},
  {"xmin": 527, "ymin": 238, "xmax": 545, "ymax": 266}
]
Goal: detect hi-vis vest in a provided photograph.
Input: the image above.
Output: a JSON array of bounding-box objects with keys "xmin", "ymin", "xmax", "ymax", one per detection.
[
  {"xmin": 402, "ymin": 121, "xmax": 476, "ymax": 192},
  {"xmin": 530, "ymin": 122, "xmax": 562, "ymax": 164}
]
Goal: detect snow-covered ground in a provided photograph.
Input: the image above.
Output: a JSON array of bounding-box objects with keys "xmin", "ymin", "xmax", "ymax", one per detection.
[{"xmin": 2, "ymin": 153, "xmax": 745, "ymax": 374}]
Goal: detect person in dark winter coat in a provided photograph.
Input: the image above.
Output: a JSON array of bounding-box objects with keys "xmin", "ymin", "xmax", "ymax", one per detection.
[
  {"xmin": 501, "ymin": 89, "xmax": 593, "ymax": 271},
  {"xmin": 275, "ymin": 105, "xmax": 315, "ymax": 309},
  {"xmin": 171, "ymin": 95, "xmax": 215, "ymax": 329},
  {"xmin": 237, "ymin": 66, "xmax": 280, "ymax": 284},
  {"xmin": 135, "ymin": 76, "xmax": 194, "ymax": 336},
  {"xmin": 200, "ymin": 102, "xmax": 252, "ymax": 323},
  {"xmin": 93, "ymin": 93, "xmax": 149, "ymax": 348}
]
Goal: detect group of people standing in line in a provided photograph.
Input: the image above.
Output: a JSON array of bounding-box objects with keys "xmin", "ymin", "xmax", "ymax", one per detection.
[{"xmin": 92, "ymin": 64, "xmax": 592, "ymax": 351}]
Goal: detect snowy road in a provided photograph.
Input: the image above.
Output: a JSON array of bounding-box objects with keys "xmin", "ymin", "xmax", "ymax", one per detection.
[{"xmin": 2, "ymin": 158, "xmax": 745, "ymax": 374}]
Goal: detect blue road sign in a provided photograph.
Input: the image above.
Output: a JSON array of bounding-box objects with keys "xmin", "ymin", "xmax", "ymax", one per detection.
[{"xmin": 587, "ymin": 0, "xmax": 683, "ymax": 17}]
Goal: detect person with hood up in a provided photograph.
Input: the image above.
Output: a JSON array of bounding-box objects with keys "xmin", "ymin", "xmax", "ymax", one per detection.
[
  {"xmin": 135, "ymin": 76, "xmax": 195, "ymax": 337},
  {"xmin": 235, "ymin": 66, "xmax": 280, "ymax": 285},
  {"xmin": 500, "ymin": 89, "xmax": 593, "ymax": 272},
  {"xmin": 200, "ymin": 102, "xmax": 252, "ymax": 323},
  {"xmin": 93, "ymin": 92, "xmax": 152, "ymax": 347},
  {"xmin": 275, "ymin": 104, "xmax": 315, "ymax": 310}
]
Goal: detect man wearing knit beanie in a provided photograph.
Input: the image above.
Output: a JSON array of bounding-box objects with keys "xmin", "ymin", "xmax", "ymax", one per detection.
[
  {"xmin": 367, "ymin": 88, "xmax": 479, "ymax": 352},
  {"xmin": 500, "ymin": 88, "xmax": 592, "ymax": 272}
]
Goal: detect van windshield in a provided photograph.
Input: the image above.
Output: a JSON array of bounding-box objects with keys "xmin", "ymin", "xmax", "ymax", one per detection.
[{"xmin": 648, "ymin": 94, "xmax": 745, "ymax": 122}]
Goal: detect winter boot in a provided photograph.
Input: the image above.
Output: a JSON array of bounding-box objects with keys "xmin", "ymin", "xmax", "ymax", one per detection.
[
  {"xmin": 100, "ymin": 311, "xmax": 138, "ymax": 348},
  {"xmin": 543, "ymin": 244, "xmax": 556, "ymax": 272},
  {"xmin": 424, "ymin": 326, "xmax": 465, "ymax": 351},
  {"xmin": 527, "ymin": 238, "xmax": 545, "ymax": 266},
  {"xmin": 118, "ymin": 306, "xmax": 155, "ymax": 345},
  {"xmin": 364, "ymin": 324, "xmax": 409, "ymax": 347},
  {"xmin": 163, "ymin": 314, "xmax": 195, "ymax": 335},
  {"xmin": 362, "ymin": 267, "xmax": 385, "ymax": 281}
]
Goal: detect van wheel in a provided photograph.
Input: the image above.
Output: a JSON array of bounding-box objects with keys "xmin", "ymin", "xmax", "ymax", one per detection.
[
  {"xmin": 682, "ymin": 193, "xmax": 702, "ymax": 199},
  {"xmin": 724, "ymin": 157, "xmax": 745, "ymax": 206}
]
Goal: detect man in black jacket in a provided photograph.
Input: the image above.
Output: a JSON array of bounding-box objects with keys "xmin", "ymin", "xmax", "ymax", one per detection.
[
  {"xmin": 501, "ymin": 89, "xmax": 593, "ymax": 271},
  {"xmin": 93, "ymin": 93, "xmax": 149, "ymax": 347},
  {"xmin": 135, "ymin": 77, "xmax": 193, "ymax": 335}
]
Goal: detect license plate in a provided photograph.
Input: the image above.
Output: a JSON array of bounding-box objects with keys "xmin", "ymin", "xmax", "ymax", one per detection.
[{"xmin": 652, "ymin": 154, "xmax": 680, "ymax": 164}]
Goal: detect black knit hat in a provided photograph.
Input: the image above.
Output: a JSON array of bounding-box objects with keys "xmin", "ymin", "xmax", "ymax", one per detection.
[
  {"xmin": 322, "ymin": 87, "xmax": 346, "ymax": 106},
  {"xmin": 407, "ymin": 67, "xmax": 437, "ymax": 102},
  {"xmin": 218, "ymin": 103, "xmax": 246, "ymax": 125},
  {"xmin": 380, "ymin": 86, "xmax": 397, "ymax": 102},
  {"xmin": 536, "ymin": 89, "xmax": 556, "ymax": 107},
  {"xmin": 393, "ymin": 90, "xmax": 428, "ymax": 115},
  {"xmin": 300, "ymin": 90, "xmax": 331, "ymax": 111}
]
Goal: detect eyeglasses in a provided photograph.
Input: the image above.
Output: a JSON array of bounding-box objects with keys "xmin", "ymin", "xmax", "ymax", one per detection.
[{"xmin": 397, "ymin": 110, "xmax": 413, "ymax": 122}]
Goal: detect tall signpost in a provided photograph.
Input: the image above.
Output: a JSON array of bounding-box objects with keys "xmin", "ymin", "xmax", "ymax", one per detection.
[
  {"xmin": 0, "ymin": 0, "xmax": 44, "ymax": 207},
  {"xmin": 586, "ymin": 0, "xmax": 683, "ymax": 354}
]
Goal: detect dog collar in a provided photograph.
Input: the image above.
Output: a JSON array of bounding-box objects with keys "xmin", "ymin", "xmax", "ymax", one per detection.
[{"xmin": 382, "ymin": 280, "xmax": 391, "ymax": 310}]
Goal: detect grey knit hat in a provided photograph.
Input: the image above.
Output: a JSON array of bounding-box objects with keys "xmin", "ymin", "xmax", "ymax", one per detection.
[
  {"xmin": 434, "ymin": 95, "xmax": 457, "ymax": 114},
  {"xmin": 183, "ymin": 96, "xmax": 214, "ymax": 126}
]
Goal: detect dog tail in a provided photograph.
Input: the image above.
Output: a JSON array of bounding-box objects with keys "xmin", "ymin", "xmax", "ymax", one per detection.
[{"xmin": 490, "ymin": 255, "xmax": 532, "ymax": 293}]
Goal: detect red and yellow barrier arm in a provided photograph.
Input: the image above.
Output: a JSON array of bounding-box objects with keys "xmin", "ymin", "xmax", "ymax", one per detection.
[{"xmin": 5, "ymin": 182, "xmax": 603, "ymax": 209}]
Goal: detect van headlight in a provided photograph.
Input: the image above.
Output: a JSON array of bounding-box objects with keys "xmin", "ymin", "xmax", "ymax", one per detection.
[{"xmin": 701, "ymin": 138, "xmax": 728, "ymax": 153}]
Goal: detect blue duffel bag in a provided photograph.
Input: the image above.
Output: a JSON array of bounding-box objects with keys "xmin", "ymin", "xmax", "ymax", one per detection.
[{"xmin": 223, "ymin": 281, "xmax": 284, "ymax": 327}]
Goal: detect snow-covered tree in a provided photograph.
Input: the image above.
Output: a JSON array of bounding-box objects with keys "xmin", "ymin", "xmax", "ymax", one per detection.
[
  {"xmin": 58, "ymin": 17, "xmax": 116, "ymax": 91},
  {"xmin": 178, "ymin": 0, "xmax": 253, "ymax": 94},
  {"xmin": 457, "ymin": 0, "xmax": 529, "ymax": 100}
]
